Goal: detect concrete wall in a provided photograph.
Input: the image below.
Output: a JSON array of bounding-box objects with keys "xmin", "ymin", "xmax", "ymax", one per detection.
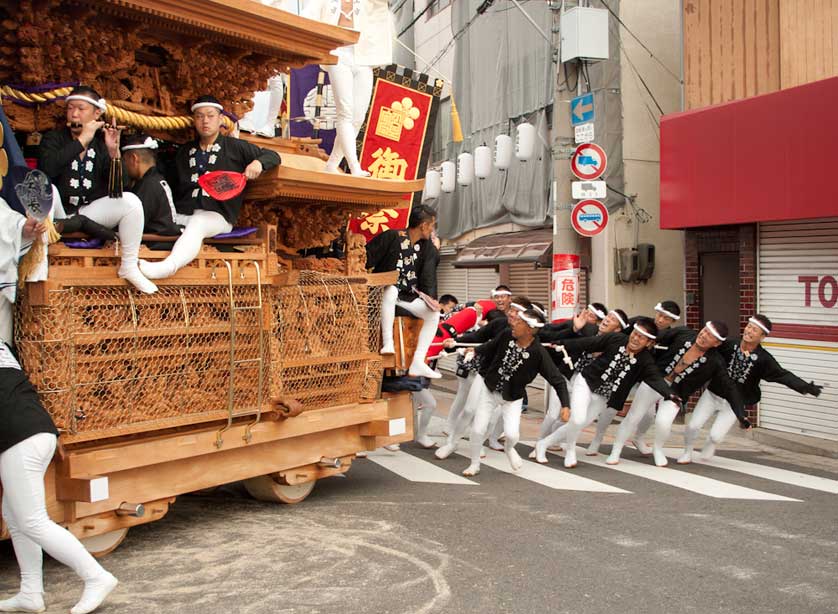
[{"xmin": 588, "ymin": 0, "xmax": 685, "ymax": 315}]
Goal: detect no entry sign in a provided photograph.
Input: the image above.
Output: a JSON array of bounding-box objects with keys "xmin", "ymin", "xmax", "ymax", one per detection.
[
  {"xmin": 570, "ymin": 143, "xmax": 607, "ymax": 180},
  {"xmin": 571, "ymin": 199, "xmax": 609, "ymax": 237}
]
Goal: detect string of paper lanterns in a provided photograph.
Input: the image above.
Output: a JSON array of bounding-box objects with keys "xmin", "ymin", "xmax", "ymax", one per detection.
[{"xmin": 422, "ymin": 121, "xmax": 536, "ymax": 201}]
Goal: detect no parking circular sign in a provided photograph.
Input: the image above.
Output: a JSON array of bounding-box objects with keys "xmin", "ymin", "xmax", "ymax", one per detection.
[
  {"xmin": 571, "ymin": 199, "xmax": 609, "ymax": 237},
  {"xmin": 570, "ymin": 143, "xmax": 607, "ymax": 180}
]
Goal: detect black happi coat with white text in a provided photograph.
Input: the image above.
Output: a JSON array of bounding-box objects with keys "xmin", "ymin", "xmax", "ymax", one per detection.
[
  {"xmin": 38, "ymin": 128, "xmax": 116, "ymax": 214},
  {"xmin": 541, "ymin": 320, "xmax": 600, "ymax": 379},
  {"xmin": 709, "ymin": 338, "xmax": 818, "ymax": 406},
  {"xmin": 451, "ymin": 315, "xmax": 509, "ymax": 378},
  {"xmin": 475, "ymin": 329, "xmax": 570, "ymax": 406},
  {"xmin": 174, "ymin": 134, "xmax": 280, "ymax": 224},
  {"xmin": 366, "ymin": 229, "xmax": 438, "ymax": 301},
  {"xmin": 653, "ymin": 328, "xmax": 746, "ymax": 420},
  {"xmin": 130, "ymin": 167, "xmax": 181, "ymax": 235},
  {"xmin": 562, "ymin": 333, "xmax": 673, "ymax": 410}
]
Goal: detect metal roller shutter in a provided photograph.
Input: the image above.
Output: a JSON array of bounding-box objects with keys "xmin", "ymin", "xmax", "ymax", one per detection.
[
  {"xmin": 508, "ymin": 263, "xmax": 551, "ymax": 306},
  {"xmin": 757, "ymin": 219, "xmax": 838, "ymax": 440},
  {"xmin": 465, "ymin": 268, "xmax": 499, "ymax": 302},
  {"xmin": 437, "ymin": 256, "xmax": 467, "ymax": 303}
]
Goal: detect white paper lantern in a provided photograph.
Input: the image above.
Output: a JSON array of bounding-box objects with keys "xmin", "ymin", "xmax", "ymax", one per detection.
[
  {"xmin": 423, "ymin": 169, "xmax": 441, "ymax": 201},
  {"xmin": 494, "ymin": 134, "xmax": 513, "ymax": 170},
  {"xmin": 440, "ymin": 161, "xmax": 456, "ymax": 193},
  {"xmin": 474, "ymin": 145, "xmax": 492, "ymax": 179},
  {"xmin": 457, "ymin": 152, "xmax": 474, "ymax": 186},
  {"xmin": 515, "ymin": 122, "xmax": 536, "ymax": 161}
]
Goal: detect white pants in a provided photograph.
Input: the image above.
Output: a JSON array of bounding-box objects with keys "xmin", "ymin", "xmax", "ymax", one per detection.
[
  {"xmin": 653, "ymin": 399, "xmax": 681, "ymax": 461},
  {"xmin": 323, "ymin": 47, "xmax": 374, "ymax": 172},
  {"xmin": 539, "ymin": 376, "xmax": 607, "ymax": 466},
  {"xmin": 468, "ymin": 385, "xmax": 523, "ymax": 469},
  {"xmin": 412, "ymin": 387, "xmax": 436, "ymax": 443},
  {"xmin": 57, "ymin": 193, "xmax": 145, "ymax": 275},
  {"xmin": 0, "ymin": 433, "xmax": 104, "ymax": 595},
  {"xmin": 440, "ymin": 373, "xmax": 484, "ymax": 451},
  {"xmin": 445, "ymin": 371, "xmax": 476, "ymax": 435},
  {"xmin": 609, "ymin": 382, "xmax": 662, "ymax": 460},
  {"xmin": 683, "ymin": 389, "xmax": 738, "ymax": 457},
  {"xmin": 380, "ymin": 285, "xmax": 440, "ymax": 374},
  {"xmin": 140, "ymin": 210, "xmax": 232, "ymax": 279}
]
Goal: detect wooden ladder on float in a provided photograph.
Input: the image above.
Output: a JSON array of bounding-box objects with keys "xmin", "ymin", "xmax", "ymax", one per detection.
[{"xmin": 215, "ymin": 260, "xmax": 265, "ymax": 449}]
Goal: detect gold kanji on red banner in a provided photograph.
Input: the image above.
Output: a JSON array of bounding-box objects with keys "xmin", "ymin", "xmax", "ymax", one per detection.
[
  {"xmin": 360, "ymin": 208, "xmax": 400, "ymax": 235},
  {"xmin": 368, "ymin": 147, "xmax": 409, "ymax": 180}
]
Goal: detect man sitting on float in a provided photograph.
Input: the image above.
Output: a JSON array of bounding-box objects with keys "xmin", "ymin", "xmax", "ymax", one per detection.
[
  {"xmin": 38, "ymin": 85, "xmax": 157, "ymax": 294},
  {"xmin": 139, "ymin": 95, "xmax": 280, "ymax": 280},
  {"xmin": 366, "ymin": 204, "xmax": 441, "ymax": 380}
]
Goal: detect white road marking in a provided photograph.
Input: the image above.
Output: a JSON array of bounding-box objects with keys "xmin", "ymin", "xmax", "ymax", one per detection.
[
  {"xmin": 663, "ymin": 448, "xmax": 838, "ymax": 495},
  {"xmin": 450, "ymin": 446, "xmax": 629, "ymax": 494},
  {"xmin": 519, "ymin": 442, "xmax": 801, "ymax": 501},
  {"xmin": 367, "ymin": 449, "xmax": 479, "ymax": 485}
]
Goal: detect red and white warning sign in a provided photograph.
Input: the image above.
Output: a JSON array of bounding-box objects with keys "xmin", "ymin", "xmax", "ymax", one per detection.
[
  {"xmin": 570, "ymin": 143, "xmax": 607, "ymax": 180},
  {"xmin": 571, "ymin": 199, "xmax": 609, "ymax": 237}
]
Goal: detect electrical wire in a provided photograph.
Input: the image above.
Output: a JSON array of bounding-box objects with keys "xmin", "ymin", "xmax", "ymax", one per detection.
[
  {"xmin": 424, "ymin": 8, "xmax": 485, "ymax": 70},
  {"xmin": 619, "ymin": 35, "xmax": 664, "ymax": 115},
  {"xmin": 398, "ymin": 0, "xmax": 437, "ymax": 38},
  {"xmin": 599, "ymin": 0, "xmax": 682, "ymax": 85}
]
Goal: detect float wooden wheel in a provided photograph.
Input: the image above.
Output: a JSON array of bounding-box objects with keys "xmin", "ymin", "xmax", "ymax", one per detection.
[
  {"xmin": 80, "ymin": 528, "xmax": 129, "ymax": 558},
  {"xmin": 243, "ymin": 476, "xmax": 316, "ymax": 504}
]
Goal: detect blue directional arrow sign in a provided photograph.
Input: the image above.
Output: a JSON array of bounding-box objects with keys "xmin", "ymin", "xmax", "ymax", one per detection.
[{"xmin": 571, "ymin": 93, "xmax": 595, "ymax": 126}]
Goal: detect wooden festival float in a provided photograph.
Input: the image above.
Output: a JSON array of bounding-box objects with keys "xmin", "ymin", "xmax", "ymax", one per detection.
[{"xmin": 0, "ymin": 0, "xmax": 425, "ymax": 555}]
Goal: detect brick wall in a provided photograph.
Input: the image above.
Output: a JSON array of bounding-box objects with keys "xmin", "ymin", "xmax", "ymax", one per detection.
[{"xmin": 683, "ymin": 224, "xmax": 758, "ymax": 421}]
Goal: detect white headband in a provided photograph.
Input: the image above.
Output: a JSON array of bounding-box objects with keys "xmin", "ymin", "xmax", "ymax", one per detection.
[
  {"xmin": 491, "ymin": 289, "xmax": 512, "ymax": 297},
  {"xmin": 748, "ymin": 317, "xmax": 771, "ymax": 335},
  {"xmin": 520, "ymin": 313, "xmax": 545, "ymax": 329},
  {"xmin": 66, "ymin": 94, "xmax": 107, "ymax": 111},
  {"xmin": 191, "ymin": 101, "xmax": 224, "ymax": 112},
  {"xmin": 654, "ymin": 302, "xmax": 680, "ymax": 320},
  {"xmin": 705, "ymin": 321, "xmax": 726, "ymax": 342},
  {"xmin": 121, "ymin": 136, "xmax": 159, "ymax": 152},
  {"xmin": 610, "ymin": 310, "xmax": 628, "ymax": 329},
  {"xmin": 587, "ymin": 304, "xmax": 607, "ymax": 320},
  {"xmin": 510, "ymin": 302, "xmax": 528, "ymax": 313},
  {"xmin": 531, "ymin": 304, "xmax": 547, "ymax": 318},
  {"xmin": 632, "ymin": 323, "xmax": 657, "ymax": 340}
]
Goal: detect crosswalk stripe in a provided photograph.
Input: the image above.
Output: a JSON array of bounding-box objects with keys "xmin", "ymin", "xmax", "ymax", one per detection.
[
  {"xmin": 366, "ymin": 449, "xmax": 479, "ymax": 485},
  {"xmin": 450, "ymin": 446, "xmax": 630, "ymax": 493},
  {"xmin": 519, "ymin": 442, "xmax": 801, "ymax": 501},
  {"xmin": 662, "ymin": 448, "xmax": 838, "ymax": 494}
]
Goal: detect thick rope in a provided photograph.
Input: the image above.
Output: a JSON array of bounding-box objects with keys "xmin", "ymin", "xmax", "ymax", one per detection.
[{"xmin": 0, "ymin": 85, "xmax": 234, "ymax": 131}]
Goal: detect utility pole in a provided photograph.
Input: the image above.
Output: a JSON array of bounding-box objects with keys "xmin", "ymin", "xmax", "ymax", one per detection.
[{"xmin": 550, "ymin": 57, "xmax": 583, "ymax": 322}]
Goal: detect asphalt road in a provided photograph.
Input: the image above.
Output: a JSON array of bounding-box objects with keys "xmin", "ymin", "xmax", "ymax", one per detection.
[{"xmin": 2, "ymin": 392, "xmax": 838, "ymax": 614}]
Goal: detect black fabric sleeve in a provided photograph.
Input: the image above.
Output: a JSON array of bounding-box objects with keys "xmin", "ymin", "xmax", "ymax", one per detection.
[
  {"xmin": 537, "ymin": 347, "xmax": 571, "ymax": 407},
  {"xmin": 539, "ymin": 321, "xmax": 573, "ymax": 343},
  {"xmin": 38, "ymin": 131, "xmax": 84, "ymax": 179},
  {"xmin": 458, "ymin": 317, "xmax": 505, "ymax": 344},
  {"xmin": 365, "ymin": 230, "xmax": 395, "ymax": 271},
  {"xmin": 475, "ymin": 330, "xmax": 504, "ymax": 360},
  {"xmin": 417, "ymin": 241, "xmax": 440, "ymax": 298},
  {"xmin": 760, "ymin": 351, "xmax": 814, "ymax": 395},
  {"xmin": 561, "ymin": 333, "xmax": 615, "ymax": 354},
  {"xmin": 233, "ymin": 138, "xmax": 281, "ymax": 172}
]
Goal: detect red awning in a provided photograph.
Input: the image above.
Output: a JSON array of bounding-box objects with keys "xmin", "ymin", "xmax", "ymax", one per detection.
[{"xmin": 660, "ymin": 76, "xmax": 838, "ymax": 229}]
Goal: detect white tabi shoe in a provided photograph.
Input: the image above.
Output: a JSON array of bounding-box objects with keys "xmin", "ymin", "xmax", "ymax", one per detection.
[
  {"xmin": 119, "ymin": 265, "xmax": 158, "ymax": 294},
  {"xmin": 408, "ymin": 362, "xmax": 442, "ymax": 379},
  {"xmin": 563, "ymin": 447, "xmax": 578, "ymax": 468},
  {"xmin": 462, "ymin": 464, "xmax": 480, "ymax": 477},
  {"xmin": 379, "ymin": 342, "xmax": 395, "ymax": 355},
  {"xmin": 435, "ymin": 443, "xmax": 456, "ymax": 459},
  {"xmin": 70, "ymin": 572, "xmax": 118, "ymax": 614},
  {"xmin": 384, "ymin": 444, "xmax": 400, "ymax": 452},
  {"xmin": 0, "ymin": 593, "xmax": 45, "ymax": 613},
  {"xmin": 605, "ymin": 452, "xmax": 620, "ymax": 465},
  {"xmin": 506, "ymin": 447, "xmax": 523, "ymax": 471},
  {"xmin": 534, "ymin": 440, "xmax": 549, "ymax": 464},
  {"xmin": 632, "ymin": 438, "xmax": 652, "ymax": 456},
  {"xmin": 700, "ymin": 442, "xmax": 717, "ymax": 461},
  {"xmin": 652, "ymin": 449, "xmax": 669, "ymax": 467},
  {"xmin": 676, "ymin": 451, "xmax": 693, "ymax": 464},
  {"xmin": 415, "ymin": 436, "xmax": 436, "ymax": 449}
]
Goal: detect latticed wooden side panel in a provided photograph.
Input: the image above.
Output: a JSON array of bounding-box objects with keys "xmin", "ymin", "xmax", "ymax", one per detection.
[
  {"xmin": 270, "ymin": 272, "xmax": 386, "ymax": 408},
  {"xmin": 16, "ymin": 284, "xmax": 270, "ymax": 443}
]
